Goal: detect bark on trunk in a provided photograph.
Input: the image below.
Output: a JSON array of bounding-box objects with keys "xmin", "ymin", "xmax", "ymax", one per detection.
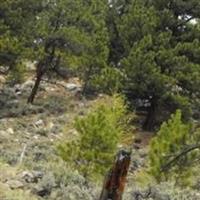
[
  {"xmin": 99, "ymin": 150, "xmax": 131, "ymax": 200},
  {"xmin": 27, "ymin": 44, "xmax": 56, "ymax": 104},
  {"xmin": 143, "ymin": 98, "xmax": 157, "ymax": 131},
  {"xmin": 27, "ymin": 72, "xmax": 43, "ymax": 104}
]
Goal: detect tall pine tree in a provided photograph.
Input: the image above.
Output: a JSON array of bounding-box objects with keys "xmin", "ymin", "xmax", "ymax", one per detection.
[
  {"xmin": 111, "ymin": 0, "xmax": 200, "ymax": 130},
  {"xmin": 26, "ymin": 0, "xmax": 109, "ymax": 103}
]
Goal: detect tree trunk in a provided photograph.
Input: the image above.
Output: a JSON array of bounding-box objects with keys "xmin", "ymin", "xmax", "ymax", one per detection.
[
  {"xmin": 27, "ymin": 72, "xmax": 43, "ymax": 104},
  {"xmin": 99, "ymin": 150, "xmax": 131, "ymax": 200},
  {"xmin": 27, "ymin": 44, "xmax": 55, "ymax": 104},
  {"xmin": 143, "ymin": 98, "xmax": 157, "ymax": 131},
  {"xmin": 82, "ymin": 65, "xmax": 93, "ymax": 95}
]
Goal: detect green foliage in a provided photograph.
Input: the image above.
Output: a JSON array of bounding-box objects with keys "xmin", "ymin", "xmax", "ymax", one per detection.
[
  {"xmin": 149, "ymin": 110, "xmax": 193, "ymax": 183},
  {"xmin": 0, "ymin": 0, "xmax": 41, "ymax": 67},
  {"xmin": 91, "ymin": 67, "xmax": 123, "ymax": 94},
  {"xmin": 57, "ymin": 94, "xmax": 127, "ymax": 180}
]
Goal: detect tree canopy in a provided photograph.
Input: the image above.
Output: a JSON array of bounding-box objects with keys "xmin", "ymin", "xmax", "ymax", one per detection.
[
  {"xmin": 111, "ymin": 0, "xmax": 200, "ymax": 130},
  {"xmin": 1, "ymin": 0, "xmax": 200, "ymax": 130}
]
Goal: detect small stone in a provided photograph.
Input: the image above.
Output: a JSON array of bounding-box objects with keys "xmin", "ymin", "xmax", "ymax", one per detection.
[
  {"xmin": 6, "ymin": 180, "xmax": 24, "ymax": 189},
  {"xmin": 65, "ymin": 83, "xmax": 80, "ymax": 91},
  {"xmin": 33, "ymin": 135, "xmax": 39, "ymax": 140},
  {"xmin": 35, "ymin": 119, "xmax": 44, "ymax": 127},
  {"xmin": 7, "ymin": 128, "xmax": 14, "ymax": 135},
  {"xmin": 20, "ymin": 171, "xmax": 44, "ymax": 183},
  {"xmin": 21, "ymin": 80, "xmax": 34, "ymax": 90},
  {"xmin": 14, "ymin": 84, "xmax": 21, "ymax": 92},
  {"xmin": 21, "ymin": 171, "xmax": 34, "ymax": 183}
]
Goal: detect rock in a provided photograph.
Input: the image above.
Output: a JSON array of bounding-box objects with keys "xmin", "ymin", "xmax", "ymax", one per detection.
[
  {"xmin": 21, "ymin": 171, "xmax": 34, "ymax": 183},
  {"xmin": 12, "ymin": 80, "xmax": 34, "ymax": 95},
  {"xmin": 14, "ymin": 84, "xmax": 21, "ymax": 91},
  {"xmin": 7, "ymin": 128, "xmax": 14, "ymax": 135},
  {"xmin": 6, "ymin": 180, "xmax": 24, "ymax": 189},
  {"xmin": 20, "ymin": 171, "xmax": 44, "ymax": 183},
  {"xmin": 21, "ymin": 80, "xmax": 34, "ymax": 91},
  {"xmin": 16, "ymin": 91, "xmax": 22, "ymax": 96},
  {"xmin": 26, "ymin": 61, "xmax": 36, "ymax": 70},
  {"xmin": 35, "ymin": 119, "xmax": 44, "ymax": 128},
  {"xmin": 65, "ymin": 83, "xmax": 80, "ymax": 91},
  {"xmin": 33, "ymin": 135, "xmax": 39, "ymax": 140}
]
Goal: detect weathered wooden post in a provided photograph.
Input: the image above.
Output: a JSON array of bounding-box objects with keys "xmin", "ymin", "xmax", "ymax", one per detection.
[{"xmin": 99, "ymin": 150, "xmax": 131, "ymax": 200}]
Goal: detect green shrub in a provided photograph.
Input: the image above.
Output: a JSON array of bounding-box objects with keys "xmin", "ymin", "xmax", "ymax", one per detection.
[{"xmin": 57, "ymin": 94, "xmax": 127, "ymax": 180}]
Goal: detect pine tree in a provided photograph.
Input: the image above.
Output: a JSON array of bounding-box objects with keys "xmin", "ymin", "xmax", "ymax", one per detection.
[
  {"xmin": 149, "ymin": 109, "xmax": 200, "ymax": 185},
  {"xmin": 57, "ymin": 94, "xmax": 127, "ymax": 179},
  {"xmin": 25, "ymin": 0, "xmax": 110, "ymax": 103},
  {"xmin": 0, "ymin": 0, "xmax": 22, "ymax": 71},
  {"xmin": 0, "ymin": 0, "xmax": 43, "ymax": 81},
  {"xmin": 149, "ymin": 110, "xmax": 191, "ymax": 182},
  {"xmin": 110, "ymin": 0, "xmax": 200, "ymax": 130}
]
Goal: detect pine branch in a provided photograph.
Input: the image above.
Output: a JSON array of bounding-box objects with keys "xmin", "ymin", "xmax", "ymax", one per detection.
[{"xmin": 161, "ymin": 144, "xmax": 200, "ymax": 172}]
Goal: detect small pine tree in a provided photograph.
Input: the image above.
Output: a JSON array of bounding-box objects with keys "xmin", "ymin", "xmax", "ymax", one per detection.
[
  {"xmin": 149, "ymin": 110, "xmax": 191, "ymax": 182},
  {"xmin": 57, "ymin": 94, "xmax": 127, "ymax": 180}
]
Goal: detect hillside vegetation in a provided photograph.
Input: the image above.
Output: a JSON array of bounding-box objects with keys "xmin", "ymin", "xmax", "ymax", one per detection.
[{"xmin": 1, "ymin": 0, "xmax": 200, "ymax": 199}]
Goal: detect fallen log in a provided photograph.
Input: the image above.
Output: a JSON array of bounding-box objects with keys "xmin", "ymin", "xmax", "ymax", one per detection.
[{"xmin": 99, "ymin": 150, "xmax": 131, "ymax": 200}]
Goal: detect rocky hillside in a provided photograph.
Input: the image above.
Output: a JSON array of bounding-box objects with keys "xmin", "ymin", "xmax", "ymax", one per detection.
[
  {"xmin": 0, "ymin": 76, "xmax": 101, "ymax": 199},
  {"xmin": 1, "ymin": 76, "xmax": 200, "ymax": 200}
]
